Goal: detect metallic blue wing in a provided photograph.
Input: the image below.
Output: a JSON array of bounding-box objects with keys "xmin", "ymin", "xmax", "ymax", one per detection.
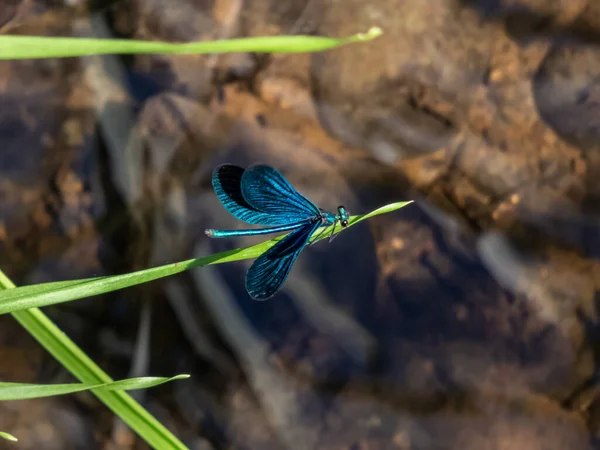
[
  {"xmin": 245, "ymin": 220, "xmax": 320, "ymax": 300},
  {"xmin": 212, "ymin": 164, "xmax": 304, "ymax": 226},
  {"xmin": 241, "ymin": 165, "xmax": 320, "ymax": 221}
]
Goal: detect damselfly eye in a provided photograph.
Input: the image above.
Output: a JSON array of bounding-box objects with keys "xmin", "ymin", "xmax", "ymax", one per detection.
[{"xmin": 341, "ymin": 220, "xmax": 348, "ymax": 227}]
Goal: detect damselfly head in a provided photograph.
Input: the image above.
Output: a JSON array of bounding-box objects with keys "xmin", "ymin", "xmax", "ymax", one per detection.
[{"xmin": 337, "ymin": 205, "xmax": 349, "ymax": 227}]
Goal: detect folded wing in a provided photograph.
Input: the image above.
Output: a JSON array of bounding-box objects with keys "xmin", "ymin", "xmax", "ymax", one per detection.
[
  {"xmin": 245, "ymin": 220, "xmax": 319, "ymax": 300},
  {"xmin": 212, "ymin": 164, "xmax": 306, "ymax": 226},
  {"xmin": 241, "ymin": 165, "xmax": 320, "ymax": 222}
]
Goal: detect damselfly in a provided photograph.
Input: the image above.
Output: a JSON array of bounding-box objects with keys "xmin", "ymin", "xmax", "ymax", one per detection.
[{"xmin": 205, "ymin": 164, "xmax": 350, "ymax": 300}]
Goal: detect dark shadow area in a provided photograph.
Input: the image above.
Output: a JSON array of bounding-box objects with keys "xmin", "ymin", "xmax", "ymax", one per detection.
[{"xmin": 459, "ymin": 1, "xmax": 600, "ymax": 46}]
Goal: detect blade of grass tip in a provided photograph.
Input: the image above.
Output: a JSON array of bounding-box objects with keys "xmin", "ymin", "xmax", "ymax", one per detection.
[
  {"xmin": 311, "ymin": 200, "xmax": 414, "ymax": 244},
  {"xmin": 0, "ymin": 27, "xmax": 383, "ymax": 60},
  {"xmin": 0, "ymin": 271, "xmax": 188, "ymax": 450},
  {"xmin": 0, "ymin": 375, "xmax": 190, "ymax": 400},
  {"xmin": 99, "ymin": 374, "xmax": 190, "ymax": 392},
  {"xmin": 0, "ymin": 201, "xmax": 413, "ymax": 315},
  {"xmin": 0, "ymin": 432, "xmax": 18, "ymax": 442}
]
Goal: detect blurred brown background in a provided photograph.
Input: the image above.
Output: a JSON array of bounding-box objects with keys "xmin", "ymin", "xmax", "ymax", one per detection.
[{"xmin": 1, "ymin": 0, "xmax": 600, "ymax": 449}]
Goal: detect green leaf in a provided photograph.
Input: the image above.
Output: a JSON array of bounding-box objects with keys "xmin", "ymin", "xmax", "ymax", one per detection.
[
  {"xmin": 0, "ymin": 375, "xmax": 189, "ymax": 400},
  {"xmin": 2, "ymin": 281, "xmax": 188, "ymax": 449},
  {"xmin": 0, "ymin": 432, "xmax": 18, "ymax": 442},
  {"xmin": 0, "ymin": 27, "xmax": 383, "ymax": 60},
  {"xmin": 0, "ymin": 201, "xmax": 411, "ymax": 314}
]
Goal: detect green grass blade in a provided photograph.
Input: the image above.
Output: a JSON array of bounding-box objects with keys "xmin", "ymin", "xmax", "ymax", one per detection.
[
  {"xmin": 310, "ymin": 200, "xmax": 413, "ymax": 244},
  {"xmin": 0, "ymin": 432, "xmax": 18, "ymax": 442},
  {"xmin": 0, "ymin": 201, "xmax": 412, "ymax": 314},
  {"xmin": 0, "ymin": 275, "xmax": 189, "ymax": 449},
  {"xmin": 0, "ymin": 201, "xmax": 411, "ymax": 312},
  {"xmin": 0, "ymin": 375, "xmax": 189, "ymax": 400},
  {"xmin": 0, "ymin": 27, "xmax": 382, "ymax": 60}
]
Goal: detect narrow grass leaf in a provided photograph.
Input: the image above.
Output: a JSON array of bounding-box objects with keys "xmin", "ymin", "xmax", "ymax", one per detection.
[
  {"xmin": 0, "ymin": 27, "xmax": 382, "ymax": 60},
  {"xmin": 0, "ymin": 201, "xmax": 412, "ymax": 314},
  {"xmin": 1, "ymin": 275, "xmax": 188, "ymax": 450},
  {"xmin": 0, "ymin": 375, "xmax": 189, "ymax": 400}
]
